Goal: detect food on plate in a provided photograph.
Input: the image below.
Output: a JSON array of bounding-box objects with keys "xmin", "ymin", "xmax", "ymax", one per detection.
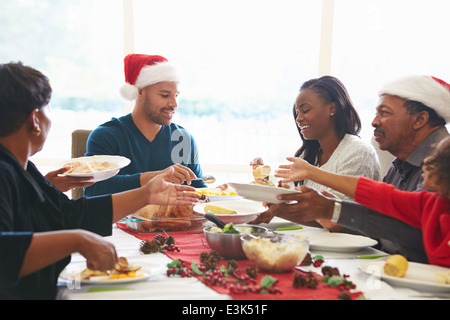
[
  {"xmin": 78, "ymin": 257, "xmax": 142, "ymax": 281},
  {"xmin": 434, "ymin": 270, "xmax": 450, "ymax": 284},
  {"xmin": 132, "ymin": 204, "xmax": 204, "ymax": 232},
  {"xmin": 203, "ymin": 204, "xmax": 237, "ymax": 215},
  {"xmin": 114, "ymin": 257, "xmax": 141, "ymax": 273},
  {"xmin": 251, "ymin": 165, "xmax": 275, "ymax": 186},
  {"xmin": 250, "ymin": 163, "xmax": 295, "ymax": 189},
  {"xmin": 194, "ymin": 188, "xmax": 237, "ymax": 196},
  {"xmin": 79, "ymin": 268, "xmax": 108, "ymax": 279},
  {"xmin": 65, "ymin": 158, "xmax": 114, "ymax": 174},
  {"xmin": 383, "ymin": 254, "xmax": 408, "ymax": 278},
  {"xmin": 251, "ymin": 165, "xmax": 274, "ymax": 186},
  {"xmin": 277, "ymin": 181, "xmax": 292, "ymax": 189},
  {"xmin": 253, "ymin": 165, "xmax": 271, "ymax": 180},
  {"xmin": 242, "ymin": 234, "xmax": 309, "ymax": 273}
]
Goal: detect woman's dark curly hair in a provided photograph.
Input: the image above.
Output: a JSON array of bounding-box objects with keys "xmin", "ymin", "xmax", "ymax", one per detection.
[
  {"xmin": 422, "ymin": 136, "xmax": 450, "ymax": 198},
  {"xmin": 0, "ymin": 62, "xmax": 52, "ymax": 137}
]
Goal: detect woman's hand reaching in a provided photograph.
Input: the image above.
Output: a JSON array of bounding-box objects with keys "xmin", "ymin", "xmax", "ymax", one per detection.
[
  {"xmin": 275, "ymin": 157, "xmax": 312, "ymax": 183},
  {"xmin": 143, "ymin": 167, "xmax": 201, "ymax": 206}
]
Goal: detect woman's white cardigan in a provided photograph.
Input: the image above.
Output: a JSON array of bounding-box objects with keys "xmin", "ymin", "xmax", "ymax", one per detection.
[{"xmin": 304, "ymin": 134, "xmax": 382, "ymax": 200}]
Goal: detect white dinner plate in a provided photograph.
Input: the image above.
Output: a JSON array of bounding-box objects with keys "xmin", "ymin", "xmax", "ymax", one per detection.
[
  {"xmin": 59, "ymin": 263, "xmax": 158, "ymax": 285},
  {"xmin": 360, "ymin": 260, "xmax": 450, "ymax": 293},
  {"xmin": 55, "ymin": 155, "xmax": 130, "ymax": 182},
  {"xmin": 305, "ymin": 232, "xmax": 378, "ymax": 253},
  {"xmin": 228, "ymin": 182, "xmax": 301, "ymax": 204},
  {"xmin": 195, "ymin": 187, "xmax": 240, "ymax": 202},
  {"xmin": 193, "ymin": 200, "xmax": 267, "ymax": 225}
]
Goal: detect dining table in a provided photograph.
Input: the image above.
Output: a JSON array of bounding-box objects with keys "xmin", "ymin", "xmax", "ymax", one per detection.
[{"xmin": 56, "ymin": 215, "xmax": 450, "ymax": 304}]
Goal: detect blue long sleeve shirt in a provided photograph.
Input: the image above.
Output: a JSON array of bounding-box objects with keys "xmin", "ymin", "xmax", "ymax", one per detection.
[{"xmin": 84, "ymin": 114, "xmax": 206, "ymax": 197}]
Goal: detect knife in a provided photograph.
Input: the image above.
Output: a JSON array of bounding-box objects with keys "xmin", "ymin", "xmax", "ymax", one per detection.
[{"xmin": 319, "ymin": 254, "xmax": 389, "ymax": 260}]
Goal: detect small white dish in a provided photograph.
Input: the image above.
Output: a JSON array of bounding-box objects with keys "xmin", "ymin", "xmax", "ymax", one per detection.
[
  {"xmin": 193, "ymin": 199, "xmax": 267, "ymax": 225},
  {"xmin": 228, "ymin": 182, "xmax": 301, "ymax": 204},
  {"xmin": 59, "ymin": 263, "xmax": 159, "ymax": 285},
  {"xmin": 305, "ymin": 232, "xmax": 378, "ymax": 253},
  {"xmin": 360, "ymin": 260, "xmax": 450, "ymax": 293},
  {"xmin": 55, "ymin": 155, "xmax": 130, "ymax": 182}
]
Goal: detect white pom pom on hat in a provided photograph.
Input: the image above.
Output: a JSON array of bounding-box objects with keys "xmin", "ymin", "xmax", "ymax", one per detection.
[
  {"xmin": 379, "ymin": 75, "xmax": 450, "ymax": 123},
  {"xmin": 120, "ymin": 83, "xmax": 139, "ymax": 101},
  {"xmin": 119, "ymin": 54, "xmax": 181, "ymax": 101}
]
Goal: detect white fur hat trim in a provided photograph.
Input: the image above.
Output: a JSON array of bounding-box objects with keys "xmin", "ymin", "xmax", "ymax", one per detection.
[
  {"xmin": 120, "ymin": 62, "xmax": 181, "ymax": 101},
  {"xmin": 379, "ymin": 75, "xmax": 450, "ymax": 123}
]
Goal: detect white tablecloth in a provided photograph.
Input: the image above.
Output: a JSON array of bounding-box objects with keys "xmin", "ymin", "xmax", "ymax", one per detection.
[{"xmin": 57, "ymin": 219, "xmax": 449, "ymax": 300}]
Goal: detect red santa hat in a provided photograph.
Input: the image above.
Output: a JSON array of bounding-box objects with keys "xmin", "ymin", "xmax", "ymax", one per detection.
[
  {"xmin": 379, "ymin": 75, "xmax": 450, "ymax": 123},
  {"xmin": 119, "ymin": 54, "xmax": 181, "ymax": 101}
]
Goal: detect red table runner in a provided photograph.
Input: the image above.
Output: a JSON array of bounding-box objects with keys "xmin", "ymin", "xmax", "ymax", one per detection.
[{"xmin": 116, "ymin": 222, "xmax": 364, "ymax": 300}]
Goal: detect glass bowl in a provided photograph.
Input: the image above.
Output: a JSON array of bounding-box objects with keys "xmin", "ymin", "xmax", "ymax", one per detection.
[
  {"xmin": 241, "ymin": 233, "xmax": 309, "ymax": 273},
  {"xmin": 125, "ymin": 216, "xmax": 207, "ymax": 233}
]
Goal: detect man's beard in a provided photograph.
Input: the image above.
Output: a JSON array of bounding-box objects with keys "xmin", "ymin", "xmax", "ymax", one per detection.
[{"xmin": 143, "ymin": 98, "xmax": 174, "ymax": 126}]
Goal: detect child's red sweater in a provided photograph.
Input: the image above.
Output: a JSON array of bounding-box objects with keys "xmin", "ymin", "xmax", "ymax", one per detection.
[{"xmin": 355, "ymin": 177, "xmax": 450, "ymax": 267}]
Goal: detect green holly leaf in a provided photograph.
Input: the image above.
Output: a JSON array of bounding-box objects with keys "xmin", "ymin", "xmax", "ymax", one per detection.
[
  {"xmin": 191, "ymin": 262, "xmax": 204, "ymax": 275},
  {"xmin": 167, "ymin": 259, "xmax": 181, "ymax": 269},
  {"xmin": 260, "ymin": 275, "xmax": 277, "ymax": 289},
  {"xmin": 327, "ymin": 276, "xmax": 345, "ymax": 287}
]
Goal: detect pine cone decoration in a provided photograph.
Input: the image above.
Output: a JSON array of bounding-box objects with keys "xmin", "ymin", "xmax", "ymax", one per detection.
[
  {"xmin": 139, "ymin": 240, "xmax": 160, "ymax": 254},
  {"xmin": 200, "ymin": 251, "xmax": 221, "ymax": 270}
]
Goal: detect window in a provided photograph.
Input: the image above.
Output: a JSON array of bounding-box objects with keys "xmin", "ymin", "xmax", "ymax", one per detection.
[
  {"xmin": 2, "ymin": 0, "xmax": 449, "ymax": 182},
  {"xmin": 1, "ymin": 0, "xmax": 125, "ymax": 164},
  {"xmin": 332, "ymin": 0, "xmax": 450, "ymax": 141},
  {"xmin": 133, "ymin": 0, "xmax": 323, "ymax": 168}
]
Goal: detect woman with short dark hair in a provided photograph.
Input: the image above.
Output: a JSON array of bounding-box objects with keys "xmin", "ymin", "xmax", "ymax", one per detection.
[{"xmin": 0, "ymin": 62, "xmax": 199, "ymax": 300}]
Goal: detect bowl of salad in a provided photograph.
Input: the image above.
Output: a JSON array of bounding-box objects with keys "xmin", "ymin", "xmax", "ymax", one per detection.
[{"xmin": 203, "ymin": 223, "xmax": 268, "ymax": 260}]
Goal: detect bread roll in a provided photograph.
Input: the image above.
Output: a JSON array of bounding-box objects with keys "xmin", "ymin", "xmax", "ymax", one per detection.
[
  {"xmin": 252, "ymin": 165, "xmax": 271, "ymax": 179},
  {"xmin": 384, "ymin": 254, "xmax": 408, "ymax": 277}
]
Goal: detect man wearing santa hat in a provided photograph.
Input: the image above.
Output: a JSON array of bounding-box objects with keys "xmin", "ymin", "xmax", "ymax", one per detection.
[
  {"xmin": 275, "ymin": 75, "xmax": 450, "ymax": 264},
  {"xmin": 84, "ymin": 54, "xmax": 207, "ymax": 196}
]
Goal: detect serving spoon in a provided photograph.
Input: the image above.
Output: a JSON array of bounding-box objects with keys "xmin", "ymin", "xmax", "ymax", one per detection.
[
  {"xmin": 204, "ymin": 212, "xmax": 226, "ymax": 228},
  {"xmin": 194, "ymin": 175, "xmax": 216, "ymax": 184},
  {"xmin": 204, "ymin": 212, "xmax": 258, "ymax": 239}
]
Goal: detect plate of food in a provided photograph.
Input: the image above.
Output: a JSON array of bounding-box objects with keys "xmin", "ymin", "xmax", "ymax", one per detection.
[
  {"xmin": 228, "ymin": 182, "xmax": 301, "ymax": 204},
  {"xmin": 360, "ymin": 257, "xmax": 450, "ymax": 293},
  {"xmin": 59, "ymin": 257, "xmax": 154, "ymax": 285},
  {"xmin": 305, "ymin": 232, "xmax": 378, "ymax": 252},
  {"xmin": 56, "ymin": 155, "xmax": 130, "ymax": 182},
  {"xmin": 193, "ymin": 200, "xmax": 267, "ymax": 225},
  {"xmin": 193, "ymin": 187, "xmax": 240, "ymax": 202}
]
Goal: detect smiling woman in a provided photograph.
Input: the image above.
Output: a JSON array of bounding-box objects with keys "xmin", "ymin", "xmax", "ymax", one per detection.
[
  {"xmin": 293, "ymin": 76, "xmax": 363, "ymax": 168},
  {"xmin": 252, "ymin": 75, "xmax": 380, "ymax": 228}
]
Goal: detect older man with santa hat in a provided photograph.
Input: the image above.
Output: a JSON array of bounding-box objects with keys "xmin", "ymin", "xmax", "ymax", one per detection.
[
  {"xmin": 275, "ymin": 75, "xmax": 450, "ymax": 264},
  {"xmin": 84, "ymin": 54, "xmax": 207, "ymax": 197}
]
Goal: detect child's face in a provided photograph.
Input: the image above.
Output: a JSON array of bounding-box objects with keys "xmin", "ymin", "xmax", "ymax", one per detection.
[{"xmin": 422, "ymin": 164, "xmax": 439, "ymax": 191}]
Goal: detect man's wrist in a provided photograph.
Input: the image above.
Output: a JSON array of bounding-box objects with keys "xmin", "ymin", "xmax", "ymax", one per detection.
[{"xmin": 330, "ymin": 198, "xmax": 342, "ymax": 223}]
